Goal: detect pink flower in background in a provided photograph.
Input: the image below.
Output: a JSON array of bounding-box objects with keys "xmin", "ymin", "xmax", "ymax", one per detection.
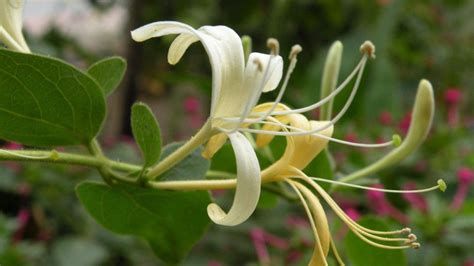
[
  {"xmin": 444, "ymin": 88, "xmax": 462, "ymax": 105},
  {"xmin": 183, "ymin": 96, "xmax": 205, "ymax": 129},
  {"xmin": 344, "ymin": 132, "xmax": 358, "ymax": 143},
  {"xmin": 379, "ymin": 111, "xmax": 393, "ymax": 126},
  {"xmin": 450, "ymin": 167, "xmax": 474, "ymax": 210},
  {"xmin": 250, "ymin": 227, "xmax": 289, "ymax": 265},
  {"xmin": 366, "ymin": 185, "xmax": 409, "ymax": 224},
  {"xmin": 184, "ymin": 96, "xmax": 201, "ymax": 113},
  {"xmin": 443, "ymin": 88, "xmax": 462, "ymax": 127},
  {"xmin": 12, "ymin": 208, "xmax": 30, "ymax": 243},
  {"xmin": 398, "ymin": 112, "xmax": 412, "ymax": 135},
  {"xmin": 345, "ymin": 207, "xmax": 361, "ymax": 221},
  {"xmin": 402, "ymin": 182, "xmax": 428, "ymax": 213}
]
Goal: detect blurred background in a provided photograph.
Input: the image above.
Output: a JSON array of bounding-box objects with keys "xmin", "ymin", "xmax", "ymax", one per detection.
[{"xmin": 1, "ymin": 0, "xmax": 473, "ymax": 265}]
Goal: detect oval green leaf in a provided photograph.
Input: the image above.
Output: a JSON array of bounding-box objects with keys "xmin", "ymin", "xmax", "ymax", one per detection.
[
  {"xmin": 76, "ymin": 181, "xmax": 211, "ymax": 264},
  {"xmin": 0, "ymin": 49, "xmax": 106, "ymax": 146},
  {"xmin": 87, "ymin": 56, "xmax": 126, "ymax": 95},
  {"xmin": 131, "ymin": 103, "xmax": 162, "ymax": 167}
]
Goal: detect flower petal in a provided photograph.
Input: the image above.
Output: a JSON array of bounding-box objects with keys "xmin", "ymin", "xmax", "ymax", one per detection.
[
  {"xmin": 207, "ymin": 132, "xmax": 261, "ymax": 226},
  {"xmin": 293, "ymin": 182, "xmax": 330, "ymax": 265},
  {"xmin": 201, "ymin": 133, "xmax": 228, "ymax": 159},
  {"xmin": 0, "ymin": 0, "xmax": 29, "ymax": 52},
  {"xmin": 131, "ymin": 21, "xmax": 245, "ymax": 116},
  {"xmin": 244, "ymin": 53, "xmax": 283, "ymax": 93}
]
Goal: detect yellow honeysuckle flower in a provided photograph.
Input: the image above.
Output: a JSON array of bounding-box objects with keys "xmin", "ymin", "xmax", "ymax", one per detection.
[{"xmin": 0, "ymin": 0, "xmax": 29, "ymax": 52}]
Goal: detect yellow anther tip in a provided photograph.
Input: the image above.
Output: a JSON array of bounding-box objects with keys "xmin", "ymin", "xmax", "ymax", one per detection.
[
  {"xmin": 360, "ymin": 40, "xmax": 376, "ymax": 59},
  {"xmin": 437, "ymin": 179, "xmax": 447, "ymax": 192},
  {"xmin": 392, "ymin": 134, "xmax": 402, "ymax": 147},
  {"xmin": 289, "ymin": 44, "xmax": 303, "ymax": 59},
  {"xmin": 267, "ymin": 38, "xmax": 280, "ymax": 55}
]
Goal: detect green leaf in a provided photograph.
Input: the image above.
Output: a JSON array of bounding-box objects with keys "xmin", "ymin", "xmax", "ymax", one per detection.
[
  {"xmin": 0, "ymin": 49, "xmax": 106, "ymax": 146},
  {"xmin": 304, "ymin": 150, "xmax": 334, "ymax": 190},
  {"xmin": 159, "ymin": 142, "xmax": 210, "ymax": 181},
  {"xmin": 87, "ymin": 56, "xmax": 126, "ymax": 95},
  {"xmin": 76, "ymin": 182, "xmax": 211, "ymax": 263},
  {"xmin": 131, "ymin": 103, "xmax": 162, "ymax": 168},
  {"xmin": 344, "ymin": 216, "xmax": 407, "ymax": 266}
]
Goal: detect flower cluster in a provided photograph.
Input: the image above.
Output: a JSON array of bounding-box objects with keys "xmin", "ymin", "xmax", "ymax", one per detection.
[{"xmin": 132, "ymin": 21, "xmax": 446, "ymax": 264}]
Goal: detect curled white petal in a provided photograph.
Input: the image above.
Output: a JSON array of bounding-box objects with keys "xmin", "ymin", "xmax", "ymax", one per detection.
[
  {"xmin": 207, "ymin": 132, "xmax": 261, "ymax": 226},
  {"xmin": 131, "ymin": 21, "xmax": 245, "ymax": 117},
  {"xmin": 244, "ymin": 52, "xmax": 283, "ymax": 93}
]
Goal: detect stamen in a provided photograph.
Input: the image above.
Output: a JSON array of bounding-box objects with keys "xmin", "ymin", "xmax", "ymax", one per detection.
[
  {"xmin": 289, "ymin": 168, "xmax": 419, "ymax": 249},
  {"xmin": 267, "ymin": 38, "xmax": 280, "ymax": 55},
  {"xmin": 253, "ymin": 58, "xmax": 264, "ymax": 72},
  {"xmin": 287, "ymin": 180, "xmax": 328, "ymax": 265},
  {"xmin": 330, "ymin": 236, "xmax": 345, "ymax": 266},
  {"xmin": 360, "ymin": 40, "xmax": 376, "ymax": 59},
  {"xmin": 224, "ymin": 51, "xmax": 278, "ymax": 133},
  {"xmin": 243, "ymin": 44, "xmax": 302, "ymax": 125},
  {"xmin": 234, "ymin": 120, "xmax": 394, "ymax": 148},
  {"xmin": 298, "ymin": 176, "xmax": 447, "ymax": 194},
  {"xmin": 264, "ymin": 54, "xmax": 368, "ymax": 116}
]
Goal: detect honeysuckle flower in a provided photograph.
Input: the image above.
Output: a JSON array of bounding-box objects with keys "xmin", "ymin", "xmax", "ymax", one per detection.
[
  {"xmin": 132, "ymin": 21, "xmax": 284, "ymax": 226},
  {"xmin": 132, "ymin": 21, "xmax": 404, "ymax": 231},
  {"xmin": 0, "ymin": 0, "xmax": 29, "ymax": 52}
]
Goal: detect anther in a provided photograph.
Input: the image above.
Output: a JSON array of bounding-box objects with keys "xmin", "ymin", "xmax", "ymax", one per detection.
[
  {"xmin": 267, "ymin": 38, "xmax": 280, "ymax": 55},
  {"xmin": 392, "ymin": 134, "xmax": 402, "ymax": 147},
  {"xmin": 360, "ymin": 40, "xmax": 376, "ymax": 59},
  {"xmin": 289, "ymin": 44, "xmax": 303, "ymax": 60},
  {"xmin": 404, "ymin": 234, "xmax": 417, "ymax": 244},
  {"xmin": 253, "ymin": 58, "xmax": 264, "ymax": 72},
  {"xmin": 402, "ymin": 227, "xmax": 412, "ymax": 234},
  {"xmin": 437, "ymin": 179, "xmax": 447, "ymax": 192},
  {"xmin": 411, "ymin": 242, "xmax": 421, "ymax": 249}
]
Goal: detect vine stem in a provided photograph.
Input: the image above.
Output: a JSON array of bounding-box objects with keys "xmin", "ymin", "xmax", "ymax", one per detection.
[{"xmin": 0, "ymin": 149, "xmax": 141, "ymax": 172}]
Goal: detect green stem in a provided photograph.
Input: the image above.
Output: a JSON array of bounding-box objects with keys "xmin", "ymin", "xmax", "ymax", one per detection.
[
  {"xmin": 146, "ymin": 119, "xmax": 214, "ymax": 180},
  {"xmin": 0, "ymin": 148, "xmax": 140, "ymax": 172},
  {"xmin": 206, "ymin": 170, "xmax": 236, "ymax": 179},
  {"xmin": 87, "ymin": 139, "xmax": 115, "ymax": 184}
]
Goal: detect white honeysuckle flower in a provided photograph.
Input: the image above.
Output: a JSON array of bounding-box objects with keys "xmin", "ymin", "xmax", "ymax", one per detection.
[
  {"xmin": 132, "ymin": 21, "xmax": 283, "ymax": 226},
  {"xmin": 0, "ymin": 0, "xmax": 29, "ymax": 52},
  {"xmin": 132, "ymin": 22, "xmax": 403, "ymax": 227}
]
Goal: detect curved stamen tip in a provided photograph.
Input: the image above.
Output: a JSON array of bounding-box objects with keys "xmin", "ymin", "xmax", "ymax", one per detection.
[
  {"xmin": 267, "ymin": 38, "xmax": 280, "ymax": 55},
  {"xmin": 402, "ymin": 227, "xmax": 412, "ymax": 234},
  {"xmin": 437, "ymin": 179, "xmax": 447, "ymax": 192},
  {"xmin": 360, "ymin": 41, "xmax": 376, "ymax": 59},
  {"xmin": 392, "ymin": 134, "xmax": 402, "ymax": 147},
  {"xmin": 289, "ymin": 44, "xmax": 303, "ymax": 60},
  {"xmin": 253, "ymin": 58, "xmax": 264, "ymax": 72},
  {"xmin": 411, "ymin": 242, "xmax": 421, "ymax": 249},
  {"xmin": 406, "ymin": 233, "xmax": 417, "ymax": 243}
]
